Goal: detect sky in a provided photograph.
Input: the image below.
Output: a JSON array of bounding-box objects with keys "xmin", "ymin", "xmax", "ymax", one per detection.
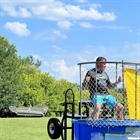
[{"xmin": 0, "ymin": 0, "xmax": 140, "ymax": 83}]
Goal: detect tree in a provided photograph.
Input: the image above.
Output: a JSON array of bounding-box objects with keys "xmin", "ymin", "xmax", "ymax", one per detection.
[
  {"xmin": 45, "ymin": 78, "xmax": 78, "ymax": 116},
  {"xmin": 20, "ymin": 56, "xmax": 41, "ymax": 68},
  {"xmin": 0, "ymin": 35, "xmax": 24, "ymax": 107}
]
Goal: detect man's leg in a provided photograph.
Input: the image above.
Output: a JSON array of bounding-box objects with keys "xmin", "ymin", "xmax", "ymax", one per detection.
[
  {"xmin": 105, "ymin": 95, "xmax": 124, "ymax": 120},
  {"xmin": 91, "ymin": 95, "xmax": 103, "ymax": 120},
  {"xmin": 115, "ymin": 103, "xmax": 124, "ymax": 120},
  {"xmin": 92, "ymin": 104, "xmax": 101, "ymax": 121}
]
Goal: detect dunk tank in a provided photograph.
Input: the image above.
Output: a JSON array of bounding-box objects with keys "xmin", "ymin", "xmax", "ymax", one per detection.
[{"xmin": 47, "ymin": 61, "xmax": 140, "ymax": 140}]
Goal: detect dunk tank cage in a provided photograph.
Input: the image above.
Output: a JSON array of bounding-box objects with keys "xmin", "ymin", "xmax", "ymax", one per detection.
[{"xmin": 47, "ymin": 61, "xmax": 140, "ymax": 140}]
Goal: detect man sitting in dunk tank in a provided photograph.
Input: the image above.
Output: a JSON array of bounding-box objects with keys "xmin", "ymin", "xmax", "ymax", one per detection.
[{"xmin": 82, "ymin": 56, "xmax": 124, "ymax": 121}]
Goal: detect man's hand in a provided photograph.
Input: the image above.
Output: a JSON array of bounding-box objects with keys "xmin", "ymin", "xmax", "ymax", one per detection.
[
  {"xmin": 82, "ymin": 76, "xmax": 91, "ymax": 88},
  {"xmin": 86, "ymin": 76, "xmax": 90, "ymax": 82},
  {"xmin": 117, "ymin": 76, "xmax": 123, "ymax": 83}
]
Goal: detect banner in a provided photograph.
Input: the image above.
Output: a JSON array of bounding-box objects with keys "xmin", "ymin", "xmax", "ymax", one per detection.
[{"xmin": 124, "ymin": 68, "xmax": 140, "ymax": 120}]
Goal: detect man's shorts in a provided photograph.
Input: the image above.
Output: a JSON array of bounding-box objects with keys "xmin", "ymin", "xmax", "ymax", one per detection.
[{"xmin": 92, "ymin": 94, "xmax": 117, "ymax": 109}]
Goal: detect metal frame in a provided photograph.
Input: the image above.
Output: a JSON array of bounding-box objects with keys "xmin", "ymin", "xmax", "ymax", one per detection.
[{"xmin": 61, "ymin": 88, "xmax": 75, "ymax": 140}]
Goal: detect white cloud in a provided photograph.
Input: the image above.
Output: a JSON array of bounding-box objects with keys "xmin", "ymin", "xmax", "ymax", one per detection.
[
  {"xmin": 32, "ymin": 54, "xmax": 49, "ymax": 69},
  {"xmin": 1, "ymin": 4, "xmax": 31, "ymax": 18},
  {"xmin": 52, "ymin": 45, "xmax": 62, "ymax": 51},
  {"xmin": 4, "ymin": 21, "xmax": 30, "ymax": 36},
  {"xmin": 35, "ymin": 30, "xmax": 67, "ymax": 40},
  {"xmin": 51, "ymin": 59, "xmax": 79, "ymax": 83},
  {"xmin": 123, "ymin": 43, "xmax": 140, "ymax": 62},
  {"xmin": 79, "ymin": 22, "xmax": 93, "ymax": 28},
  {"xmin": 65, "ymin": 5, "xmax": 116, "ymax": 21},
  {"xmin": 84, "ymin": 50, "xmax": 92, "ymax": 54},
  {"xmin": 78, "ymin": 56, "xmax": 88, "ymax": 62},
  {"xmin": 14, "ymin": 7, "xmax": 31, "ymax": 17},
  {"xmin": 53, "ymin": 30, "xmax": 67, "ymax": 39},
  {"xmin": 1, "ymin": 0, "xmax": 117, "ymax": 22},
  {"xmin": 57, "ymin": 20, "xmax": 72, "ymax": 29},
  {"xmin": 98, "ymin": 25, "xmax": 128, "ymax": 30},
  {"xmin": 75, "ymin": 0, "xmax": 88, "ymax": 3},
  {"xmin": 43, "ymin": 60, "xmax": 48, "ymax": 67}
]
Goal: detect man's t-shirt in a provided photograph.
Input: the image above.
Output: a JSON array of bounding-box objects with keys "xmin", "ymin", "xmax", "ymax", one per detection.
[{"xmin": 86, "ymin": 68, "xmax": 112, "ymax": 96}]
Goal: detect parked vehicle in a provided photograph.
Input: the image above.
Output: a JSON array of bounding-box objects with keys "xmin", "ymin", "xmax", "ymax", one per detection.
[{"xmin": 0, "ymin": 106, "xmax": 48, "ymax": 117}]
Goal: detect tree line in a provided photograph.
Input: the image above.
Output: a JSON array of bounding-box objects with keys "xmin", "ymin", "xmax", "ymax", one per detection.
[{"xmin": 0, "ymin": 35, "xmax": 84, "ymax": 116}]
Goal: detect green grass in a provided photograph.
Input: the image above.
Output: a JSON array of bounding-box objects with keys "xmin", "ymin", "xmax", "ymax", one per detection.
[{"xmin": 0, "ymin": 117, "xmax": 72, "ymax": 140}]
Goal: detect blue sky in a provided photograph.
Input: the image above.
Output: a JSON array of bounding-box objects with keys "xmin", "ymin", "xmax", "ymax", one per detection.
[{"xmin": 0, "ymin": 0, "xmax": 140, "ymax": 83}]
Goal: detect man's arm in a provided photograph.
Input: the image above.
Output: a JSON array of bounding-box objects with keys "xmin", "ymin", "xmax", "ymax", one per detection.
[
  {"xmin": 108, "ymin": 76, "xmax": 123, "ymax": 88},
  {"xmin": 82, "ymin": 76, "xmax": 91, "ymax": 88}
]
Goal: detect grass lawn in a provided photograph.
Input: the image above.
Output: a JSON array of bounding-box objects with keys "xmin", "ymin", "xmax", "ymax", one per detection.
[{"xmin": 0, "ymin": 117, "xmax": 72, "ymax": 140}]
